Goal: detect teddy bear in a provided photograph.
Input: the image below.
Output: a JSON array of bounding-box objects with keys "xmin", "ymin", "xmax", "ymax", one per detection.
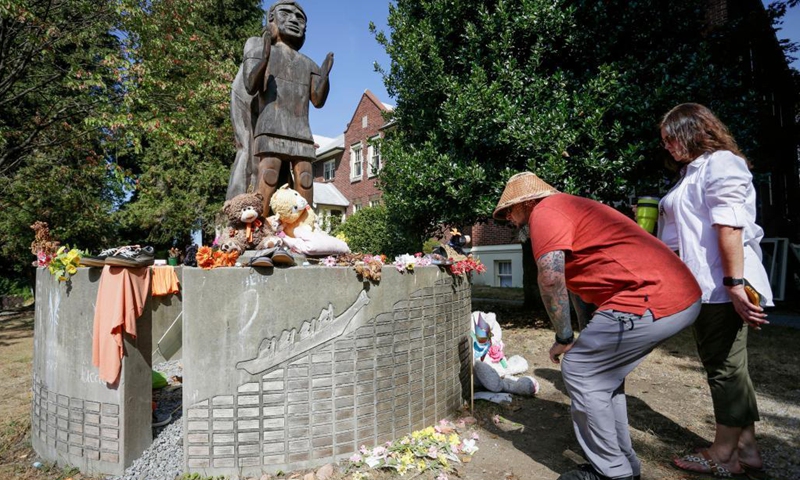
[
  {"xmin": 218, "ymin": 192, "xmax": 282, "ymax": 255},
  {"xmin": 269, "ymin": 184, "xmax": 317, "ymax": 238},
  {"xmin": 269, "ymin": 184, "xmax": 350, "ymax": 256},
  {"xmin": 471, "ymin": 311, "xmax": 540, "ymax": 397}
]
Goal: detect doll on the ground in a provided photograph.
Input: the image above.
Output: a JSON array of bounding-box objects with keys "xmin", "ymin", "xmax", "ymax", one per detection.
[{"xmin": 471, "ymin": 311, "xmax": 540, "ymax": 396}]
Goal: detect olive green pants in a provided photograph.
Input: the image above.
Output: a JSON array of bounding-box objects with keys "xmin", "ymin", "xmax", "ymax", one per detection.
[{"xmin": 693, "ymin": 303, "xmax": 759, "ymax": 427}]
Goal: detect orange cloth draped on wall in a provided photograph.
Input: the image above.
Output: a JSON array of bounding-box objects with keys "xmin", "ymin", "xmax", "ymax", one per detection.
[
  {"xmin": 151, "ymin": 265, "xmax": 180, "ymax": 296},
  {"xmin": 92, "ymin": 266, "xmax": 151, "ymax": 384}
]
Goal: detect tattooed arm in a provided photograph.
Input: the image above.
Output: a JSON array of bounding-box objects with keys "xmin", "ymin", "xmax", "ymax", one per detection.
[
  {"xmin": 538, "ymin": 250, "xmax": 572, "ymax": 339},
  {"xmin": 536, "ymin": 250, "xmax": 574, "ymax": 363}
]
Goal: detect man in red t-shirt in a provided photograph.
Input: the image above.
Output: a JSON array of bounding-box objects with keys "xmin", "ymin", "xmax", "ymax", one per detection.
[{"xmin": 494, "ymin": 173, "xmax": 701, "ymax": 480}]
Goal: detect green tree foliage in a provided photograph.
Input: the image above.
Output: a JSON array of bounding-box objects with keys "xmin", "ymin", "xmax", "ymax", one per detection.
[
  {"xmin": 0, "ymin": 0, "xmax": 127, "ymax": 276},
  {"xmin": 111, "ymin": 0, "xmax": 262, "ymax": 245},
  {"xmin": 374, "ymin": 0, "xmax": 778, "ymax": 237},
  {"xmin": 335, "ymin": 206, "xmax": 417, "ymax": 257},
  {"xmin": 374, "ymin": 0, "xmax": 639, "ymax": 240}
]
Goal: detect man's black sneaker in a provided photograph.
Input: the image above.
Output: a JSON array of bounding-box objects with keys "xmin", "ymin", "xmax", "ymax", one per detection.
[
  {"xmin": 105, "ymin": 246, "xmax": 155, "ymax": 267},
  {"xmin": 81, "ymin": 246, "xmax": 129, "ymax": 267}
]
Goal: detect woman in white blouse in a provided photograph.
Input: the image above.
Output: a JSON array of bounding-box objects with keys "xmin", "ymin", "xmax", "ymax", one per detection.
[{"xmin": 658, "ymin": 103, "xmax": 772, "ymax": 478}]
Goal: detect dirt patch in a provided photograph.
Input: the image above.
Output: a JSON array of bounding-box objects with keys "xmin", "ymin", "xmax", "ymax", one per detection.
[{"xmin": 2, "ymin": 302, "xmax": 798, "ymax": 480}]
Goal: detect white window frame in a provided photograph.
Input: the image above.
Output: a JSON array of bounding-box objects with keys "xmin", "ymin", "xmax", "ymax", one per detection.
[
  {"xmin": 350, "ymin": 143, "xmax": 363, "ymax": 181},
  {"xmin": 323, "ymin": 159, "xmax": 335, "ymax": 181},
  {"xmin": 353, "ymin": 203, "xmax": 362, "ymax": 214},
  {"xmin": 495, "ymin": 260, "xmax": 512, "ymax": 288},
  {"xmin": 368, "ymin": 136, "xmax": 382, "ymax": 178}
]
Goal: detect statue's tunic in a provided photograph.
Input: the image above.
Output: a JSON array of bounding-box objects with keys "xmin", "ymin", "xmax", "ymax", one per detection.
[{"xmin": 252, "ymin": 42, "xmax": 318, "ymax": 160}]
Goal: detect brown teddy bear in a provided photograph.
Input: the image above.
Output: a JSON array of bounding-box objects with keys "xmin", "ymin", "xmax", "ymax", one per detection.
[{"xmin": 218, "ymin": 192, "xmax": 282, "ymax": 255}]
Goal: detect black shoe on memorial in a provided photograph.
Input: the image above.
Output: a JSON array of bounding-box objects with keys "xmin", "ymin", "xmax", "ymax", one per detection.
[{"xmin": 105, "ymin": 246, "xmax": 155, "ymax": 268}]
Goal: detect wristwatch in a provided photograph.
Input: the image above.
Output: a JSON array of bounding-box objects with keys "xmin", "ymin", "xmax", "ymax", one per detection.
[
  {"xmin": 555, "ymin": 333, "xmax": 575, "ymax": 345},
  {"xmin": 722, "ymin": 277, "xmax": 745, "ymax": 287}
]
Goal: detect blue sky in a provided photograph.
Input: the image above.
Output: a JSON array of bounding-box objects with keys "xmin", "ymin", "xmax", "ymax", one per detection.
[{"xmin": 262, "ymin": 1, "xmax": 800, "ymax": 139}]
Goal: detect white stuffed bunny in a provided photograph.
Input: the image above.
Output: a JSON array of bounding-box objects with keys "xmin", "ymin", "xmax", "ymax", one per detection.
[{"xmin": 471, "ymin": 311, "xmax": 540, "ymax": 396}]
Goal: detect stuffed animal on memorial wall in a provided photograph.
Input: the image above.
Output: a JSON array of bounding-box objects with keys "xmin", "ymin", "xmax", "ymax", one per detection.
[
  {"xmin": 218, "ymin": 192, "xmax": 282, "ymax": 255},
  {"xmin": 471, "ymin": 311, "xmax": 540, "ymax": 396},
  {"xmin": 269, "ymin": 184, "xmax": 318, "ymax": 238},
  {"xmin": 269, "ymin": 184, "xmax": 350, "ymax": 256}
]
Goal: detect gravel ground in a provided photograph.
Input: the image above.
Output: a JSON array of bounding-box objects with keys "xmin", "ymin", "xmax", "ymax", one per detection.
[{"xmin": 110, "ymin": 360, "xmax": 184, "ymax": 480}]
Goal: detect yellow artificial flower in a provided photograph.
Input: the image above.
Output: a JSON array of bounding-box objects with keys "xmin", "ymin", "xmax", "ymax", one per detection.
[
  {"xmin": 66, "ymin": 264, "xmax": 77, "ymax": 275},
  {"xmin": 66, "ymin": 249, "xmax": 80, "ymax": 263}
]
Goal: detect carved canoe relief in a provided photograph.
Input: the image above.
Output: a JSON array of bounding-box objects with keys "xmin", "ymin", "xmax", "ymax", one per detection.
[{"xmin": 237, "ymin": 290, "xmax": 370, "ymax": 375}]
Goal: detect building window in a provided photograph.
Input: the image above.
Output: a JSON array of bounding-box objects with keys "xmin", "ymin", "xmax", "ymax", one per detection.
[
  {"xmin": 323, "ymin": 160, "xmax": 335, "ymax": 181},
  {"xmin": 369, "ymin": 198, "xmax": 380, "ymax": 208},
  {"xmin": 496, "ymin": 260, "xmax": 512, "ymax": 288},
  {"xmin": 350, "ymin": 143, "xmax": 362, "ymax": 180},
  {"xmin": 353, "ymin": 203, "xmax": 362, "ymax": 214},
  {"xmin": 368, "ymin": 137, "xmax": 381, "ymax": 177}
]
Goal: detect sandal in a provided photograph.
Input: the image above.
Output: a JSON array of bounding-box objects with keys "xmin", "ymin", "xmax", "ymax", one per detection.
[{"xmin": 672, "ymin": 449, "xmax": 746, "ymax": 478}]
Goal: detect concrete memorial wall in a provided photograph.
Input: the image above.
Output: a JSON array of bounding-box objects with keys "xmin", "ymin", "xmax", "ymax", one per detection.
[
  {"xmin": 32, "ymin": 265, "xmax": 471, "ymax": 477},
  {"xmin": 182, "ymin": 267, "xmax": 472, "ymax": 476},
  {"xmin": 31, "ymin": 268, "xmax": 156, "ymax": 475}
]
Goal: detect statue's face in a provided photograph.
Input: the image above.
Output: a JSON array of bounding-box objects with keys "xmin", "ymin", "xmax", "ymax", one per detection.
[{"xmin": 274, "ymin": 4, "xmax": 306, "ymax": 44}]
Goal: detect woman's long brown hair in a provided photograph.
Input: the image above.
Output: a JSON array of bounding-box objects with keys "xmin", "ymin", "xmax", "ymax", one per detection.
[{"xmin": 660, "ymin": 103, "xmax": 749, "ymax": 165}]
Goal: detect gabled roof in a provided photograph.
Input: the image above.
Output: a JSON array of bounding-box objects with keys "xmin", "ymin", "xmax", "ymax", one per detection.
[
  {"xmin": 313, "ymin": 181, "xmax": 349, "ymax": 207},
  {"xmin": 315, "ymin": 133, "xmax": 345, "ymax": 160},
  {"xmin": 345, "ymin": 89, "xmax": 394, "ymax": 132}
]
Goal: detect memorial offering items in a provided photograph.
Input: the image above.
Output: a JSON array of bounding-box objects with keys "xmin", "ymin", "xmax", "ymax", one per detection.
[
  {"xmin": 218, "ymin": 192, "xmax": 283, "ymax": 255},
  {"xmin": 346, "ymin": 418, "xmax": 479, "ymax": 476},
  {"xmin": 151, "ymin": 266, "xmax": 180, "ymax": 296},
  {"xmin": 271, "ymin": 185, "xmax": 350, "ymax": 256},
  {"xmin": 92, "ymin": 265, "xmax": 151, "ymax": 384},
  {"xmin": 47, "ymin": 246, "xmax": 84, "ymax": 281},
  {"xmin": 471, "ymin": 311, "xmax": 540, "ymax": 396},
  {"xmin": 81, "ymin": 245, "xmax": 155, "ymax": 268},
  {"xmin": 30, "ymin": 221, "xmax": 60, "ymax": 267},
  {"xmin": 195, "ymin": 245, "xmax": 239, "ymax": 269}
]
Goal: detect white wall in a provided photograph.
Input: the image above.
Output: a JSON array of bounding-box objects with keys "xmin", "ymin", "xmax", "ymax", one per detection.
[{"xmin": 467, "ymin": 244, "xmax": 523, "ymax": 288}]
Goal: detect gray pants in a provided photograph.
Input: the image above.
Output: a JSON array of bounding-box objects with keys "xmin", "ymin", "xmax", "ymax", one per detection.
[{"xmin": 561, "ymin": 300, "xmax": 700, "ymax": 479}]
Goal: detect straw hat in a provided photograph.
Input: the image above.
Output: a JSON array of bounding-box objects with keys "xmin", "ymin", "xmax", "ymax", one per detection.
[{"xmin": 493, "ymin": 172, "xmax": 559, "ymax": 220}]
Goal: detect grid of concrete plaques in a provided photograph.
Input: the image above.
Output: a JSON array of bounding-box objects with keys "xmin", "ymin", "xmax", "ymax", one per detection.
[
  {"xmin": 30, "ymin": 374, "xmax": 122, "ymax": 464},
  {"xmin": 185, "ymin": 278, "xmax": 471, "ymax": 472}
]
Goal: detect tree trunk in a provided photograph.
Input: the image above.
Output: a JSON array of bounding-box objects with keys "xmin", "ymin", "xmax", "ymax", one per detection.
[{"xmin": 521, "ymin": 238, "xmax": 543, "ymax": 310}]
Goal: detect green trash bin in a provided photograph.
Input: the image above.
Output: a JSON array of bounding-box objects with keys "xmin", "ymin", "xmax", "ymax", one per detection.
[{"xmin": 636, "ymin": 196, "xmax": 660, "ymax": 234}]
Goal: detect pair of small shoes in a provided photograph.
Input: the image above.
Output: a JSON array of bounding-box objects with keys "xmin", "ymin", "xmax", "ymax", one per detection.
[
  {"xmin": 247, "ymin": 246, "xmax": 295, "ymax": 268},
  {"xmin": 271, "ymin": 247, "xmax": 295, "ymax": 266},
  {"xmin": 673, "ymin": 449, "xmax": 746, "ymax": 478},
  {"xmin": 248, "ymin": 255, "xmax": 274, "ymax": 268},
  {"xmin": 104, "ymin": 245, "xmax": 155, "ymax": 268}
]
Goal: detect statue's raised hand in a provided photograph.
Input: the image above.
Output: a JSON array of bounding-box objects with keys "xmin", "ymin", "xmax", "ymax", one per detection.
[{"xmin": 321, "ymin": 52, "xmax": 334, "ymax": 77}]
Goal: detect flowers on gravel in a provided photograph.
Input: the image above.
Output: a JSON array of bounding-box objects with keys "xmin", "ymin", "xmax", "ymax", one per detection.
[{"xmin": 346, "ymin": 419, "xmax": 478, "ymax": 476}]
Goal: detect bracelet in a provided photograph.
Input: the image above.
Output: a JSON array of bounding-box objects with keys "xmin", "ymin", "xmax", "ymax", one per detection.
[
  {"xmin": 555, "ymin": 333, "xmax": 575, "ymax": 345},
  {"xmin": 722, "ymin": 277, "xmax": 745, "ymax": 287}
]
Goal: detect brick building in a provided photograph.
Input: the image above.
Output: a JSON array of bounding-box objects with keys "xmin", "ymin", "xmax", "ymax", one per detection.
[{"xmin": 311, "ymin": 90, "xmax": 392, "ymax": 229}]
